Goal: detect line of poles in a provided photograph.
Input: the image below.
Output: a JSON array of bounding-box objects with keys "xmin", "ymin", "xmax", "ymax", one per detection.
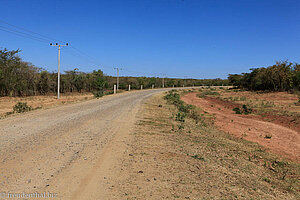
[
  {"xmin": 49, "ymin": 42, "xmax": 192, "ymax": 98},
  {"xmin": 0, "ymin": 19, "xmax": 195, "ymax": 99}
]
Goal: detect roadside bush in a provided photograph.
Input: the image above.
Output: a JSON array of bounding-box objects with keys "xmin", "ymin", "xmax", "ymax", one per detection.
[
  {"xmin": 93, "ymin": 90, "xmax": 104, "ymax": 98},
  {"xmin": 164, "ymin": 91, "xmax": 192, "ymax": 114},
  {"xmin": 233, "ymin": 105, "xmax": 252, "ymax": 115},
  {"xmin": 13, "ymin": 102, "xmax": 32, "ymax": 113},
  {"xmin": 265, "ymin": 134, "xmax": 272, "ymax": 139},
  {"xmin": 164, "ymin": 90, "xmax": 207, "ymax": 125},
  {"xmin": 242, "ymin": 104, "xmax": 252, "ymax": 114},
  {"xmin": 233, "ymin": 107, "xmax": 242, "ymax": 114},
  {"xmin": 104, "ymin": 91, "xmax": 114, "ymax": 95},
  {"xmin": 164, "ymin": 91, "xmax": 181, "ymax": 105},
  {"xmin": 179, "ymin": 104, "xmax": 193, "ymax": 113},
  {"xmin": 189, "ymin": 110, "xmax": 199, "ymax": 122},
  {"xmin": 175, "ymin": 112, "xmax": 186, "ymax": 122},
  {"xmin": 202, "ymin": 91, "xmax": 220, "ymax": 96}
]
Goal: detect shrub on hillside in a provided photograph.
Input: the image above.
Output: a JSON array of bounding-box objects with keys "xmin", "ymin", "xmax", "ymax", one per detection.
[
  {"xmin": 13, "ymin": 102, "xmax": 32, "ymax": 113},
  {"xmin": 93, "ymin": 90, "xmax": 104, "ymax": 98}
]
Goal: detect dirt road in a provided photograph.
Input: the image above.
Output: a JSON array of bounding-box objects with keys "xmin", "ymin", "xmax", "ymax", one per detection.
[{"xmin": 0, "ymin": 89, "xmax": 166, "ymax": 199}]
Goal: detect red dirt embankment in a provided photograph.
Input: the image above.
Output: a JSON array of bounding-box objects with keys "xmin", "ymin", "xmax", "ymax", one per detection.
[{"xmin": 182, "ymin": 93, "xmax": 300, "ymax": 162}]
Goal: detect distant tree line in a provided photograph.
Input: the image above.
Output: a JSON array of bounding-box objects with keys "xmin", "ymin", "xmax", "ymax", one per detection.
[
  {"xmin": 0, "ymin": 48, "xmax": 228, "ymax": 97},
  {"xmin": 228, "ymin": 61, "xmax": 300, "ymax": 91},
  {"xmin": 0, "ymin": 48, "xmax": 108, "ymax": 97}
]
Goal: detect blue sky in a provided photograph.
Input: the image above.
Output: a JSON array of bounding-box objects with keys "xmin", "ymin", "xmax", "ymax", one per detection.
[{"xmin": 0, "ymin": 0, "xmax": 299, "ymax": 79}]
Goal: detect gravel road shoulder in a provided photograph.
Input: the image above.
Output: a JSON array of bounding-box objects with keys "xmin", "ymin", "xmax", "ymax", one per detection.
[{"xmin": 110, "ymin": 93, "xmax": 299, "ymax": 199}]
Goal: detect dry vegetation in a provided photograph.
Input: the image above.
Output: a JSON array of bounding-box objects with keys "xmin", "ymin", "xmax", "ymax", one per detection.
[
  {"xmin": 112, "ymin": 91, "xmax": 300, "ymax": 199},
  {"xmin": 219, "ymin": 89, "xmax": 300, "ymax": 117},
  {"xmin": 0, "ymin": 49, "xmax": 228, "ymax": 99},
  {"xmin": 194, "ymin": 87, "xmax": 300, "ymax": 132},
  {"xmin": 0, "ymin": 92, "xmax": 94, "ymax": 118},
  {"xmin": 182, "ymin": 87, "xmax": 300, "ymax": 161}
]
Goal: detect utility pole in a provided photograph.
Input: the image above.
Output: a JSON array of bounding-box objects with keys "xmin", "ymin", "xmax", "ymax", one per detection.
[
  {"xmin": 50, "ymin": 43, "xmax": 68, "ymax": 99},
  {"xmin": 114, "ymin": 68, "xmax": 122, "ymax": 91},
  {"xmin": 162, "ymin": 73, "xmax": 166, "ymax": 88},
  {"xmin": 184, "ymin": 76, "xmax": 188, "ymax": 87}
]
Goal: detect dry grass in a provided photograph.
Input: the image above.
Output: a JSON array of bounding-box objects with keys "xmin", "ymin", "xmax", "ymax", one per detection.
[
  {"xmin": 218, "ymin": 89, "xmax": 300, "ymax": 115},
  {"xmin": 196, "ymin": 87, "xmax": 300, "ymax": 132},
  {"xmin": 116, "ymin": 92, "xmax": 299, "ymax": 199},
  {"xmin": 0, "ymin": 92, "xmax": 94, "ymax": 118}
]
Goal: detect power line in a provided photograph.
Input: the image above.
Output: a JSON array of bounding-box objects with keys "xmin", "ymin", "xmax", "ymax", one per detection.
[
  {"xmin": 0, "ymin": 20, "xmax": 114, "ymax": 73},
  {"xmin": 65, "ymin": 47, "xmax": 114, "ymax": 71},
  {"xmin": 0, "ymin": 19, "xmax": 197, "ymax": 80},
  {"xmin": 0, "ymin": 19, "xmax": 65, "ymax": 43},
  {"xmin": 0, "ymin": 26, "xmax": 49, "ymax": 43},
  {"xmin": 0, "ymin": 24, "xmax": 49, "ymax": 42},
  {"xmin": 69, "ymin": 45, "xmax": 99, "ymax": 63},
  {"xmin": 122, "ymin": 69, "xmax": 157, "ymax": 77}
]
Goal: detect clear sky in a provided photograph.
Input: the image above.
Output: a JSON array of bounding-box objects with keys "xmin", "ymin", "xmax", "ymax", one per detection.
[{"xmin": 0, "ymin": 0, "xmax": 299, "ymax": 79}]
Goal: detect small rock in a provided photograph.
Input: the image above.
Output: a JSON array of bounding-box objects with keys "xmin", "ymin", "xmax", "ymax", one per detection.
[
  {"xmin": 138, "ymin": 170, "xmax": 143, "ymax": 173},
  {"xmin": 46, "ymin": 184, "xmax": 50, "ymax": 187}
]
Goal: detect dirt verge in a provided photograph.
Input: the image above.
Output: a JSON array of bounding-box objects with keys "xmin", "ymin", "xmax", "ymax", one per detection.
[
  {"xmin": 0, "ymin": 93, "xmax": 94, "ymax": 118},
  {"xmin": 182, "ymin": 92, "xmax": 300, "ymax": 162},
  {"xmin": 111, "ymin": 93, "xmax": 299, "ymax": 199}
]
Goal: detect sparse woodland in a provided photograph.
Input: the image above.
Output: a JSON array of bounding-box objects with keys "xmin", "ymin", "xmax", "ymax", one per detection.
[
  {"xmin": 2, "ymin": 48, "xmax": 299, "ymax": 98},
  {"xmin": 228, "ymin": 61, "xmax": 300, "ymax": 92},
  {"xmin": 0, "ymin": 48, "xmax": 229, "ymax": 97}
]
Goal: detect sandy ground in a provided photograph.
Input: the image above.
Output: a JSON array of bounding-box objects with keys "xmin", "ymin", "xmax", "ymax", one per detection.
[
  {"xmin": 0, "ymin": 93, "xmax": 94, "ymax": 117},
  {"xmin": 220, "ymin": 90, "xmax": 300, "ymax": 114},
  {"xmin": 107, "ymin": 93, "xmax": 299, "ymax": 199},
  {"xmin": 0, "ymin": 89, "xmax": 167, "ymax": 199},
  {"xmin": 182, "ymin": 92, "xmax": 300, "ymax": 162}
]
